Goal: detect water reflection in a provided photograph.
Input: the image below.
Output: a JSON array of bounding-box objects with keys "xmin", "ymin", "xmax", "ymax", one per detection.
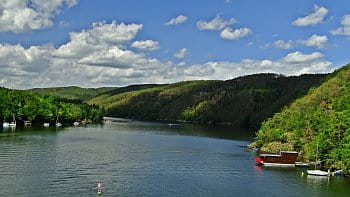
[
  {"xmin": 0, "ymin": 119, "xmax": 349, "ymax": 197},
  {"xmin": 102, "ymin": 118, "xmax": 255, "ymax": 141}
]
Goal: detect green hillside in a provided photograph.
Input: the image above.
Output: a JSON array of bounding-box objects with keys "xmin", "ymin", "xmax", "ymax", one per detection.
[
  {"xmin": 30, "ymin": 86, "xmax": 118, "ymax": 101},
  {"xmin": 0, "ymin": 87, "xmax": 104, "ymax": 124},
  {"xmin": 88, "ymin": 73, "xmax": 327, "ymax": 129},
  {"xmin": 253, "ymin": 64, "xmax": 350, "ymax": 171}
]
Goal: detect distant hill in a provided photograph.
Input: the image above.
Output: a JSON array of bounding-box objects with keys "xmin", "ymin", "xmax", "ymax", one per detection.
[
  {"xmin": 30, "ymin": 86, "xmax": 118, "ymax": 101},
  {"xmin": 253, "ymin": 64, "xmax": 350, "ymax": 172},
  {"xmin": 88, "ymin": 73, "xmax": 327, "ymax": 129}
]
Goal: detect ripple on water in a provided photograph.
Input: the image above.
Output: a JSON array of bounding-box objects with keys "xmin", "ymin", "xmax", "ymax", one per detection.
[{"xmin": 1, "ymin": 124, "xmax": 349, "ymax": 197}]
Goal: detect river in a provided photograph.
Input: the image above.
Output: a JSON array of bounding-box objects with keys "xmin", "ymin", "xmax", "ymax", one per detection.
[{"xmin": 0, "ymin": 119, "xmax": 349, "ymax": 196}]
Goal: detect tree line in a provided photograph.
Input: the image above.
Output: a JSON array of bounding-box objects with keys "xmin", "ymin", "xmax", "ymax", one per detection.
[{"xmin": 0, "ymin": 87, "xmax": 105, "ymax": 125}]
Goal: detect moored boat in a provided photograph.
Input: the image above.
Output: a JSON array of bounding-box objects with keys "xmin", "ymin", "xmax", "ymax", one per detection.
[
  {"xmin": 7, "ymin": 115, "xmax": 16, "ymax": 127},
  {"xmin": 307, "ymin": 144, "xmax": 330, "ymax": 176},
  {"xmin": 255, "ymin": 151, "xmax": 298, "ymax": 167},
  {"xmin": 2, "ymin": 122, "xmax": 9, "ymax": 127},
  {"xmin": 56, "ymin": 116, "xmax": 62, "ymax": 127},
  {"xmin": 24, "ymin": 121, "xmax": 32, "ymax": 127},
  {"xmin": 43, "ymin": 123, "xmax": 50, "ymax": 127},
  {"xmin": 307, "ymin": 169, "xmax": 330, "ymax": 176}
]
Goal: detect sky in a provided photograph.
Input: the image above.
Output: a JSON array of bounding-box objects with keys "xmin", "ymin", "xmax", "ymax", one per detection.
[{"xmin": 0, "ymin": 0, "xmax": 349, "ymax": 89}]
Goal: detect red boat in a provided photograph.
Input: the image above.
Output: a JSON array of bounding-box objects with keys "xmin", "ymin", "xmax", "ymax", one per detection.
[{"xmin": 255, "ymin": 151, "xmax": 298, "ymax": 167}]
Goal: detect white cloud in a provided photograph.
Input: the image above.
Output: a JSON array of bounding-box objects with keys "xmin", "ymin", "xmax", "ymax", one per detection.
[
  {"xmin": 301, "ymin": 35, "xmax": 328, "ymax": 49},
  {"xmin": 174, "ymin": 48, "xmax": 188, "ymax": 59},
  {"xmin": 131, "ymin": 40, "xmax": 160, "ymax": 51},
  {"xmin": 165, "ymin": 15, "xmax": 188, "ymax": 26},
  {"xmin": 202, "ymin": 51, "xmax": 332, "ymax": 79},
  {"xmin": 330, "ymin": 15, "xmax": 350, "ymax": 36},
  {"xmin": 78, "ymin": 47, "xmax": 153, "ymax": 69},
  {"xmin": 88, "ymin": 21, "xmax": 143, "ymax": 45},
  {"xmin": 0, "ymin": 0, "xmax": 79, "ymax": 33},
  {"xmin": 54, "ymin": 21, "xmax": 142, "ymax": 59},
  {"xmin": 292, "ymin": 5, "xmax": 328, "ymax": 27},
  {"xmin": 220, "ymin": 27, "xmax": 252, "ymax": 40},
  {"xmin": 274, "ymin": 40, "xmax": 293, "ymax": 49},
  {"xmin": 0, "ymin": 43, "xmax": 54, "ymax": 73},
  {"xmin": 247, "ymin": 42, "xmax": 254, "ymax": 47},
  {"xmin": 197, "ymin": 16, "xmax": 236, "ymax": 31},
  {"xmin": 0, "ymin": 21, "xmax": 334, "ymax": 89},
  {"xmin": 283, "ymin": 51, "xmax": 323, "ymax": 64}
]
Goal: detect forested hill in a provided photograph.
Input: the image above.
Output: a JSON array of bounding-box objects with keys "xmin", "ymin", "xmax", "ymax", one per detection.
[
  {"xmin": 29, "ymin": 86, "xmax": 118, "ymax": 101},
  {"xmin": 253, "ymin": 64, "xmax": 350, "ymax": 171},
  {"xmin": 0, "ymin": 87, "xmax": 104, "ymax": 124},
  {"xmin": 88, "ymin": 73, "xmax": 327, "ymax": 129}
]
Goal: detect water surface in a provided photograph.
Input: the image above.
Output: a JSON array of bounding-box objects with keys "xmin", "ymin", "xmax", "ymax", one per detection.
[{"xmin": 0, "ymin": 119, "xmax": 349, "ymax": 196}]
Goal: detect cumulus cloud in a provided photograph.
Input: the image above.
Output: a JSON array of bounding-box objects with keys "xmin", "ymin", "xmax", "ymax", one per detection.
[
  {"xmin": 301, "ymin": 35, "xmax": 328, "ymax": 49},
  {"xmin": 292, "ymin": 5, "xmax": 328, "ymax": 27},
  {"xmin": 283, "ymin": 51, "xmax": 324, "ymax": 63},
  {"xmin": 131, "ymin": 40, "xmax": 160, "ymax": 51},
  {"xmin": 54, "ymin": 21, "xmax": 142, "ymax": 59},
  {"xmin": 165, "ymin": 15, "xmax": 188, "ymax": 26},
  {"xmin": 0, "ymin": 21, "xmax": 334, "ymax": 89},
  {"xmin": 274, "ymin": 40, "xmax": 293, "ymax": 49},
  {"xmin": 330, "ymin": 15, "xmax": 350, "ymax": 36},
  {"xmin": 174, "ymin": 48, "xmax": 188, "ymax": 59},
  {"xmin": 197, "ymin": 16, "xmax": 236, "ymax": 31},
  {"xmin": 220, "ymin": 27, "xmax": 252, "ymax": 40},
  {"xmin": 0, "ymin": 0, "xmax": 79, "ymax": 33}
]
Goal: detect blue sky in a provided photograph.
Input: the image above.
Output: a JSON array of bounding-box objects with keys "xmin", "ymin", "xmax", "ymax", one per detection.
[{"xmin": 0, "ymin": 0, "xmax": 349, "ymax": 88}]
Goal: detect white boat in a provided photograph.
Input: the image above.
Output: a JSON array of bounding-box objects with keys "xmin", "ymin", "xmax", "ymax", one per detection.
[
  {"xmin": 8, "ymin": 115, "xmax": 16, "ymax": 127},
  {"xmin": 24, "ymin": 121, "xmax": 32, "ymax": 127},
  {"xmin": 307, "ymin": 169, "xmax": 330, "ymax": 176},
  {"xmin": 307, "ymin": 144, "xmax": 330, "ymax": 176},
  {"xmin": 73, "ymin": 122, "xmax": 79, "ymax": 126},
  {"xmin": 2, "ymin": 122, "xmax": 9, "ymax": 127},
  {"xmin": 8, "ymin": 122, "xmax": 16, "ymax": 127},
  {"xmin": 43, "ymin": 123, "xmax": 50, "ymax": 127},
  {"xmin": 55, "ymin": 116, "xmax": 62, "ymax": 127}
]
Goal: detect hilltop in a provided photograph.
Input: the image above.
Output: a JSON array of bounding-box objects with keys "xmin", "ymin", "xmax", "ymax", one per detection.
[
  {"xmin": 29, "ymin": 86, "xmax": 118, "ymax": 101},
  {"xmin": 88, "ymin": 73, "xmax": 327, "ymax": 129}
]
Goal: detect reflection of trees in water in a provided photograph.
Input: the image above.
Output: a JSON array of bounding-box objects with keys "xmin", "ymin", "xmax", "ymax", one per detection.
[{"xmin": 102, "ymin": 118, "xmax": 254, "ymax": 141}]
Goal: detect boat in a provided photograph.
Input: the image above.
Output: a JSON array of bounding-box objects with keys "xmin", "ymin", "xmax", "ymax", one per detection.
[
  {"xmin": 167, "ymin": 123, "xmax": 180, "ymax": 127},
  {"xmin": 8, "ymin": 115, "xmax": 16, "ymax": 127},
  {"xmin": 73, "ymin": 122, "xmax": 79, "ymax": 126},
  {"xmin": 307, "ymin": 169, "xmax": 330, "ymax": 176},
  {"xmin": 307, "ymin": 144, "xmax": 330, "ymax": 176},
  {"xmin": 43, "ymin": 123, "xmax": 50, "ymax": 127},
  {"xmin": 81, "ymin": 119, "xmax": 87, "ymax": 125},
  {"xmin": 96, "ymin": 180, "xmax": 103, "ymax": 195},
  {"xmin": 334, "ymin": 169, "xmax": 343, "ymax": 175},
  {"xmin": 2, "ymin": 122, "xmax": 9, "ymax": 127},
  {"xmin": 24, "ymin": 121, "xmax": 32, "ymax": 127},
  {"xmin": 255, "ymin": 151, "xmax": 298, "ymax": 167},
  {"xmin": 55, "ymin": 116, "xmax": 62, "ymax": 127}
]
